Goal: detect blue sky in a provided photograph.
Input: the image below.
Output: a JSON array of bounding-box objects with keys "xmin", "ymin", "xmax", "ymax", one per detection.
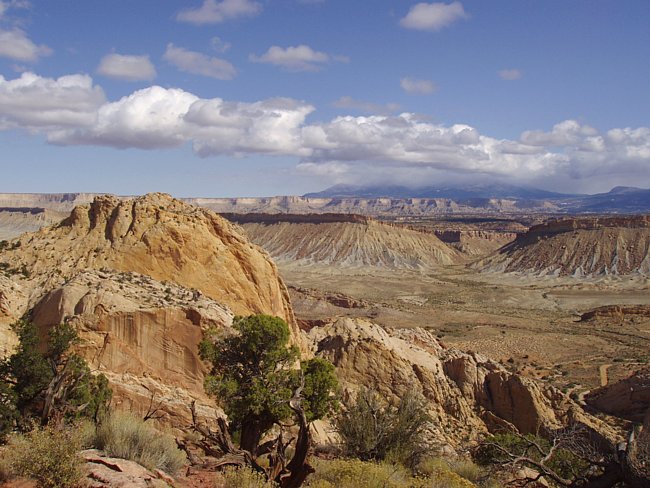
[{"xmin": 0, "ymin": 0, "xmax": 649, "ymax": 197}]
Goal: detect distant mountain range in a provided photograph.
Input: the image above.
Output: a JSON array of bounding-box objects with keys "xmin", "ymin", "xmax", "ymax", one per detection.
[
  {"xmin": 304, "ymin": 183, "xmax": 577, "ymax": 200},
  {"xmin": 304, "ymin": 184, "xmax": 650, "ymax": 213}
]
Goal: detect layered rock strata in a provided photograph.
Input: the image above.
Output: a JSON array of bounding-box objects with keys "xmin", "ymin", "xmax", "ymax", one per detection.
[{"xmin": 477, "ymin": 216, "xmax": 650, "ymax": 276}]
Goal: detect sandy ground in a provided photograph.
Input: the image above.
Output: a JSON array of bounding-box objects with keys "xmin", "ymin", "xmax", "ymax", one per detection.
[{"xmin": 281, "ymin": 262, "xmax": 650, "ymax": 395}]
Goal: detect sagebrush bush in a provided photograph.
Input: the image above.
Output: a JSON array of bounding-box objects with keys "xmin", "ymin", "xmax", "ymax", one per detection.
[
  {"xmin": 449, "ymin": 459, "xmax": 484, "ymax": 483},
  {"xmin": 6, "ymin": 424, "xmax": 85, "ymax": 488},
  {"xmin": 336, "ymin": 387, "xmax": 431, "ymax": 466},
  {"xmin": 220, "ymin": 466, "xmax": 278, "ymax": 487},
  {"xmin": 95, "ymin": 411, "xmax": 186, "ymax": 474}
]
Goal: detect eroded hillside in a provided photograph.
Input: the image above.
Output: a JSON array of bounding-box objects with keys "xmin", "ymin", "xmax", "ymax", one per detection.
[
  {"xmin": 477, "ymin": 216, "xmax": 650, "ymax": 276},
  {"xmin": 228, "ymin": 214, "xmax": 462, "ymax": 269}
]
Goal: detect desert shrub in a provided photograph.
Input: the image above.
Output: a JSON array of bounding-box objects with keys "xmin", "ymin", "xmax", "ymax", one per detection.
[
  {"xmin": 5, "ymin": 424, "xmax": 84, "ymax": 488},
  {"xmin": 414, "ymin": 457, "xmax": 480, "ymax": 488},
  {"xmin": 336, "ymin": 387, "xmax": 431, "ymax": 466},
  {"xmin": 449, "ymin": 458, "xmax": 484, "ymax": 483},
  {"xmin": 307, "ymin": 458, "xmax": 414, "ymax": 488},
  {"xmin": 95, "ymin": 411, "xmax": 186, "ymax": 474},
  {"xmin": 221, "ymin": 466, "xmax": 278, "ymax": 487},
  {"xmin": 475, "ymin": 432, "xmax": 589, "ymax": 483}
]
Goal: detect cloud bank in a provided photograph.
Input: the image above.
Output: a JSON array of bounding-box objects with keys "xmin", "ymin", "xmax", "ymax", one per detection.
[{"xmin": 0, "ymin": 72, "xmax": 649, "ymax": 190}]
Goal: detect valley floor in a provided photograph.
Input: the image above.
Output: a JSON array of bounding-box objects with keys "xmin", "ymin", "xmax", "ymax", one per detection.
[{"xmin": 281, "ymin": 262, "xmax": 650, "ymax": 395}]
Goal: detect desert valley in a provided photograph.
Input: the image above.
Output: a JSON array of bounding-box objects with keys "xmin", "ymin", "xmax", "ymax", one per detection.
[
  {"xmin": 1, "ymin": 1, "xmax": 649, "ymax": 486},
  {"xmin": 0, "ymin": 188, "xmax": 648, "ymax": 487}
]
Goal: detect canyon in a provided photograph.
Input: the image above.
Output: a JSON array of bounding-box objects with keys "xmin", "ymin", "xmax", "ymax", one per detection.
[{"xmin": 0, "ymin": 192, "xmax": 648, "ymax": 466}]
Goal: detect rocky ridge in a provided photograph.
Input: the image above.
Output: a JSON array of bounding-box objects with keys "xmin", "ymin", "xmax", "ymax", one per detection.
[
  {"xmin": 308, "ymin": 317, "xmax": 617, "ymax": 447},
  {"xmin": 476, "ymin": 216, "xmax": 650, "ymax": 276},
  {"xmin": 0, "ymin": 193, "xmax": 303, "ymax": 419}
]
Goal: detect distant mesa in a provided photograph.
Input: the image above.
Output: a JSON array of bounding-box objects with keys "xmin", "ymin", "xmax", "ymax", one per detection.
[
  {"xmin": 1, "ymin": 184, "xmax": 650, "ymax": 217},
  {"xmin": 476, "ymin": 215, "xmax": 650, "ymax": 276},
  {"xmin": 227, "ymin": 213, "xmax": 463, "ymax": 269}
]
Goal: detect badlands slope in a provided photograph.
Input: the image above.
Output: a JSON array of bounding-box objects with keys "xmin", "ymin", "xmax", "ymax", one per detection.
[
  {"xmin": 0, "ymin": 208, "xmax": 68, "ymax": 240},
  {"xmin": 477, "ymin": 216, "xmax": 650, "ymax": 276},
  {"xmin": 226, "ymin": 214, "xmax": 462, "ymax": 268}
]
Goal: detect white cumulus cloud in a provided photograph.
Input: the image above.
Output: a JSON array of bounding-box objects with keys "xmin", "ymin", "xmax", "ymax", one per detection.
[
  {"xmin": 97, "ymin": 53, "xmax": 157, "ymax": 82},
  {"xmin": 164, "ymin": 44, "xmax": 236, "ymax": 80},
  {"xmin": 400, "ymin": 77, "xmax": 437, "ymax": 95},
  {"xmin": 400, "ymin": 1, "xmax": 467, "ymax": 31},
  {"xmin": 0, "ymin": 72, "xmax": 105, "ymax": 130},
  {"xmin": 250, "ymin": 45, "xmax": 335, "ymax": 72},
  {"xmin": 176, "ymin": 0, "xmax": 261, "ymax": 24},
  {"xmin": 0, "ymin": 71, "xmax": 649, "ymax": 190},
  {"xmin": 0, "ymin": 28, "xmax": 51, "ymax": 62}
]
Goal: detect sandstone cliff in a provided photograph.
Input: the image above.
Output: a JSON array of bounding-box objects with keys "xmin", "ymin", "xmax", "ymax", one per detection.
[
  {"xmin": 476, "ymin": 216, "xmax": 650, "ymax": 276},
  {"xmin": 0, "ymin": 193, "xmax": 294, "ymax": 324},
  {"xmin": 307, "ymin": 318, "xmax": 617, "ymax": 447},
  {"xmin": 0, "ymin": 193, "xmax": 303, "ymax": 419}
]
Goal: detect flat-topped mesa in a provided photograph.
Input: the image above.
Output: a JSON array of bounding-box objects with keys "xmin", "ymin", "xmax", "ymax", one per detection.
[
  {"xmin": 476, "ymin": 215, "xmax": 650, "ymax": 276},
  {"xmin": 0, "ymin": 193, "xmax": 298, "ymax": 339},
  {"xmin": 220, "ymin": 212, "xmax": 373, "ymax": 225},
  {"xmin": 239, "ymin": 217, "xmax": 462, "ymax": 268},
  {"xmin": 526, "ymin": 215, "xmax": 650, "ymax": 237}
]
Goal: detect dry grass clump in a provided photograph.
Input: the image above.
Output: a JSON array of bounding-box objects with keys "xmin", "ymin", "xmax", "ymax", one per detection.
[
  {"xmin": 94, "ymin": 411, "xmax": 186, "ymax": 474},
  {"xmin": 4, "ymin": 424, "xmax": 85, "ymax": 488},
  {"xmin": 220, "ymin": 467, "xmax": 278, "ymax": 487},
  {"xmin": 306, "ymin": 458, "xmax": 414, "ymax": 488}
]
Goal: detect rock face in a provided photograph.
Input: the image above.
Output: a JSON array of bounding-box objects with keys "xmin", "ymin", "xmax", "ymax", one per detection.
[
  {"xmin": 0, "ymin": 193, "xmax": 303, "ymax": 420},
  {"xmin": 307, "ymin": 318, "xmax": 616, "ymax": 446},
  {"xmin": 580, "ymin": 305, "xmax": 650, "ymax": 324},
  {"xmin": 477, "ymin": 216, "xmax": 650, "ymax": 276},
  {"xmin": 0, "ymin": 193, "xmax": 294, "ymax": 324},
  {"xmin": 233, "ymin": 216, "xmax": 461, "ymax": 269},
  {"xmin": 585, "ymin": 368, "xmax": 650, "ymax": 423}
]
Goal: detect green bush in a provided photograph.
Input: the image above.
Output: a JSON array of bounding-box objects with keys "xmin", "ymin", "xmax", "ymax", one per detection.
[
  {"xmin": 5, "ymin": 424, "xmax": 85, "ymax": 488},
  {"xmin": 94, "ymin": 411, "xmax": 186, "ymax": 474}
]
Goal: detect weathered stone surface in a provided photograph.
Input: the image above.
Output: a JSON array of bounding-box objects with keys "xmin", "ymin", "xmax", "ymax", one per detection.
[
  {"xmin": 586, "ymin": 368, "xmax": 650, "ymax": 422},
  {"xmin": 308, "ymin": 318, "xmax": 618, "ymax": 447},
  {"xmin": 82, "ymin": 450, "xmax": 173, "ymax": 488}
]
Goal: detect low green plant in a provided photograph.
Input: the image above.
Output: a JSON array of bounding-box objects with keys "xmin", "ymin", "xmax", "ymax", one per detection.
[
  {"xmin": 95, "ymin": 411, "xmax": 186, "ymax": 474},
  {"xmin": 5, "ymin": 424, "xmax": 85, "ymax": 488}
]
